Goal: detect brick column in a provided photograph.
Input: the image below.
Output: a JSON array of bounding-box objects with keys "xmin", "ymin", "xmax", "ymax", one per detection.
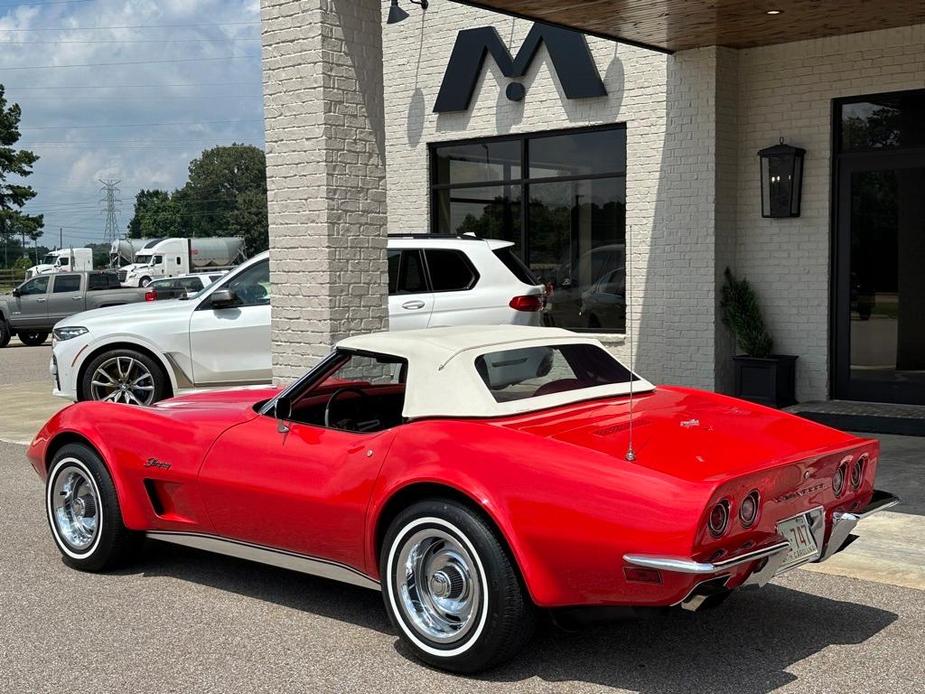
[
  {"xmin": 636, "ymin": 46, "xmax": 738, "ymax": 392},
  {"xmin": 261, "ymin": 0, "xmax": 389, "ymax": 382}
]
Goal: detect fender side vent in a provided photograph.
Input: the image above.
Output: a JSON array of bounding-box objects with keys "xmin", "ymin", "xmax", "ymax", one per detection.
[{"xmin": 143, "ymin": 479, "xmax": 166, "ymax": 516}]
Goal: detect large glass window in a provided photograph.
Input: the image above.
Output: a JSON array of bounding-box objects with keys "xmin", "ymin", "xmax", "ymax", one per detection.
[{"xmin": 431, "ymin": 126, "xmax": 627, "ymax": 332}]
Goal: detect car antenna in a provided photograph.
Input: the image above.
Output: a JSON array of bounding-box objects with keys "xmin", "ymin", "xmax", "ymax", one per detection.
[{"xmin": 625, "ymin": 225, "xmax": 637, "ymax": 463}]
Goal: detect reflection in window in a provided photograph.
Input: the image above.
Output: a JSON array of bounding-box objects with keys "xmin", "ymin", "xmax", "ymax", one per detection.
[
  {"xmin": 840, "ymin": 91, "xmax": 925, "ymax": 151},
  {"xmin": 431, "ymin": 127, "xmax": 627, "ymax": 332}
]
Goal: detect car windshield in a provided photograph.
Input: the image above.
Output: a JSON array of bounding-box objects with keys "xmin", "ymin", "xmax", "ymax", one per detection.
[
  {"xmin": 135, "ymin": 254, "xmax": 152, "ymax": 265},
  {"xmin": 474, "ymin": 344, "xmax": 637, "ymax": 403},
  {"xmin": 41, "ymin": 254, "xmax": 56, "ymax": 264}
]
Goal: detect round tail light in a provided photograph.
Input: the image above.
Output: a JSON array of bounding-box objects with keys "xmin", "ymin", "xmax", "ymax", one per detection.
[
  {"xmin": 833, "ymin": 462, "xmax": 847, "ymax": 497},
  {"xmin": 739, "ymin": 490, "xmax": 760, "ymax": 527},
  {"xmin": 708, "ymin": 501, "xmax": 729, "ymax": 537},
  {"xmin": 851, "ymin": 454, "xmax": 866, "ymax": 490}
]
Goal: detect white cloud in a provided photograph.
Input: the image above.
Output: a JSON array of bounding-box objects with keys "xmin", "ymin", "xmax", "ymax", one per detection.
[{"xmin": 0, "ymin": 0, "xmax": 264, "ymax": 248}]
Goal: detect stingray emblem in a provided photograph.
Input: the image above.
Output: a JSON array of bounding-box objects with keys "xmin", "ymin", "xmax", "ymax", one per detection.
[
  {"xmin": 144, "ymin": 458, "xmax": 171, "ymax": 471},
  {"xmin": 680, "ymin": 419, "xmax": 701, "ymax": 429}
]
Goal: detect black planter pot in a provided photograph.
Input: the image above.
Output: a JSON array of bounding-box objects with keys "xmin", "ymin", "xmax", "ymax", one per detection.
[{"xmin": 732, "ymin": 354, "xmax": 798, "ymax": 408}]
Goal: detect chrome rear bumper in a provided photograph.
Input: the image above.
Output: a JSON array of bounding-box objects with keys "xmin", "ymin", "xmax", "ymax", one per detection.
[{"xmin": 624, "ymin": 489, "xmax": 900, "ymax": 582}]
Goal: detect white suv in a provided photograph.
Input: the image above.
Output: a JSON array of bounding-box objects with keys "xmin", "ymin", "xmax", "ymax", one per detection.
[{"xmin": 51, "ymin": 236, "xmax": 544, "ymax": 404}]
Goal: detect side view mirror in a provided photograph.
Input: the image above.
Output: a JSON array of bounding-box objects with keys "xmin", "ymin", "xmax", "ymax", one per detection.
[
  {"xmin": 210, "ymin": 288, "xmax": 238, "ymax": 309},
  {"xmin": 275, "ymin": 396, "xmax": 292, "ymax": 433},
  {"xmin": 11, "ymin": 288, "xmax": 21, "ymax": 297}
]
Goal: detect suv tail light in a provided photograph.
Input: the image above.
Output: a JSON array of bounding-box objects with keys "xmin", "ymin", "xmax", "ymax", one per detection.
[
  {"xmin": 510, "ymin": 295, "xmax": 543, "ymax": 312},
  {"xmin": 144, "ymin": 290, "xmax": 157, "ymax": 302}
]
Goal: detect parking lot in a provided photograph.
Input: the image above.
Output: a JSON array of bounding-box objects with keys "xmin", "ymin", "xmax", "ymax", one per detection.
[{"xmin": 2, "ymin": 345, "xmax": 924, "ymax": 693}]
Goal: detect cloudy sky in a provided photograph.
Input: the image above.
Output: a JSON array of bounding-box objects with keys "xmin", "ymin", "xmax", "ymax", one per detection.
[{"xmin": 0, "ymin": 0, "xmax": 264, "ymax": 248}]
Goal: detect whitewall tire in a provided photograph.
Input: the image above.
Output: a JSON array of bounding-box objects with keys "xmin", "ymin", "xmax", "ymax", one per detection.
[
  {"xmin": 381, "ymin": 499, "xmax": 535, "ymax": 673},
  {"xmin": 45, "ymin": 443, "xmax": 142, "ymax": 572}
]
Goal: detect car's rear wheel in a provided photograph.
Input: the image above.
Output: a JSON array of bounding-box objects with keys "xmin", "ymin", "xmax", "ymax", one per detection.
[
  {"xmin": 19, "ymin": 330, "xmax": 49, "ymax": 346},
  {"xmin": 46, "ymin": 443, "xmax": 143, "ymax": 572},
  {"xmin": 81, "ymin": 348, "xmax": 169, "ymax": 405},
  {"xmin": 0, "ymin": 320, "xmax": 10, "ymax": 348},
  {"xmin": 139, "ymin": 277, "xmax": 152, "ymax": 288},
  {"xmin": 381, "ymin": 499, "xmax": 536, "ymax": 673}
]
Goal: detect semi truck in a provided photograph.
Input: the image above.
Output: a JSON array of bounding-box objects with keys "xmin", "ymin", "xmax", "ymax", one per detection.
[
  {"xmin": 26, "ymin": 248, "xmax": 94, "ymax": 278},
  {"xmin": 117, "ymin": 237, "xmax": 246, "ymax": 287},
  {"xmin": 110, "ymin": 238, "xmax": 162, "ymax": 267}
]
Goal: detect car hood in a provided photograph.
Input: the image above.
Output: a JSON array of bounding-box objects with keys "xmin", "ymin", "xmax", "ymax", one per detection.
[
  {"xmin": 496, "ymin": 386, "xmax": 861, "ymax": 483},
  {"xmin": 155, "ymin": 386, "xmax": 280, "ymax": 413},
  {"xmin": 55, "ymin": 296, "xmax": 188, "ymax": 328}
]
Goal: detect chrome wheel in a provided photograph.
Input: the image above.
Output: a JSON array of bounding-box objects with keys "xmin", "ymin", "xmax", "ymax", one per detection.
[
  {"xmin": 50, "ymin": 464, "xmax": 100, "ymax": 553},
  {"xmin": 395, "ymin": 528, "xmax": 482, "ymax": 645},
  {"xmin": 90, "ymin": 356, "xmax": 156, "ymax": 405}
]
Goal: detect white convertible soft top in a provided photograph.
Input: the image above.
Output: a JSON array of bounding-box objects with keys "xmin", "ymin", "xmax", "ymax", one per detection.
[{"xmin": 337, "ymin": 326, "xmax": 655, "ymax": 419}]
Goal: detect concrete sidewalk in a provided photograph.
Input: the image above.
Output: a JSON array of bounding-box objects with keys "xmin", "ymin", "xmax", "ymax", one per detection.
[{"xmin": 0, "ymin": 381, "xmax": 67, "ymax": 445}]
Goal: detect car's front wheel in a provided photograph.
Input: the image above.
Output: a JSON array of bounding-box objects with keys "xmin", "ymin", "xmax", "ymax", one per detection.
[
  {"xmin": 19, "ymin": 330, "xmax": 49, "ymax": 346},
  {"xmin": 80, "ymin": 348, "xmax": 170, "ymax": 405},
  {"xmin": 0, "ymin": 320, "xmax": 10, "ymax": 348},
  {"xmin": 381, "ymin": 499, "xmax": 536, "ymax": 673},
  {"xmin": 46, "ymin": 443, "xmax": 143, "ymax": 572}
]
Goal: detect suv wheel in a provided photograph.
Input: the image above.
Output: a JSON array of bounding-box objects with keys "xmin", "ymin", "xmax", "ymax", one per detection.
[
  {"xmin": 19, "ymin": 330, "xmax": 49, "ymax": 347},
  {"xmin": 0, "ymin": 321, "xmax": 10, "ymax": 348},
  {"xmin": 139, "ymin": 277, "xmax": 152, "ymax": 288},
  {"xmin": 81, "ymin": 349, "xmax": 170, "ymax": 405},
  {"xmin": 381, "ymin": 499, "xmax": 536, "ymax": 673}
]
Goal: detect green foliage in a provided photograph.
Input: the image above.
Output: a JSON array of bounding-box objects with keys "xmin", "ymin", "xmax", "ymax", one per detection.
[
  {"xmin": 0, "ymin": 84, "xmax": 43, "ymax": 255},
  {"xmin": 127, "ymin": 189, "xmax": 182, "ymax": 239},
  {"xmin": 126, "ymin": 144, "xmax": 268, "ymax": 253},
  {"xmin": 720, "ymin": 267, "xmax": 774, "ymax": 358},
  {"xmin": 13, "ymin": 255, "xmax": 31, "ymax": 272}
]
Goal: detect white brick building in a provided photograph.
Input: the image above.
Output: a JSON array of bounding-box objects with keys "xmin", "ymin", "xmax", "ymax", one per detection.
[{"xmin": 261, "ymin": 0, "xmax": 925, "ymax": 409}]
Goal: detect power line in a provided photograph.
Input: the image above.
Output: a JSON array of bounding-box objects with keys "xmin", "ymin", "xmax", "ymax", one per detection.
[
  {"xmin": 0, "ymin": 37, "xmax": 259, "ymax": 45},
  {"xmin": 0, "ymin": 0, "xmax": 92, "ymax": 5},
  {"xmin": 3, "ymin": 81, "xmax": 258, "ymax": 90},
  {"xmin": 22, "ymin": 118, "xmax": 263, "ymax": 130},
  {"xmin": 0, "ymin": 21, "xmax": 260, "ymax": 32},
  {"xmin": 0, "ymin": 53, "xmax": 261, "ymax": 70},
  {"xmin": 16, "ymin": 94, "xmax": 262, "ymax": 101}
]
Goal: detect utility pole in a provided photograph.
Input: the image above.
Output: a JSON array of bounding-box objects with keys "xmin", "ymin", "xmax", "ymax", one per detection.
[
  {"xmin": 59, "ymin": 227, "xmax": 63, "ymax": 250},
  {"xmin": 99, "ymin": 178, "xmax": 122, "ymax": 246}
]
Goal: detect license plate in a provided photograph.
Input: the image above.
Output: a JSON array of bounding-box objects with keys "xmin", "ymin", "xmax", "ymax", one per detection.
[{"xmin": 777, "ymin": 514, "xmax": 819, "ymax": 571}]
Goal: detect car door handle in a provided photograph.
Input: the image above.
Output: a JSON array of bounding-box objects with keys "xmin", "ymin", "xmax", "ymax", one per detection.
[
  {"xmin": 72, "ymin": 296, "xmax": 83, "ymax": 301},
  {"xmin": 36, "ymin": 298, "xmax": 46, "ymax": 303},
  {"xmin": 402, "ymin": 300, "xmax": 426, "ymax": 311}
]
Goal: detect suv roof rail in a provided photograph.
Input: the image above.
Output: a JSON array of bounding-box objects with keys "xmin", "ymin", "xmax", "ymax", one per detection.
[{"xmin": 387, "ymin": 233, "xmax": 485, "ymax": 241}]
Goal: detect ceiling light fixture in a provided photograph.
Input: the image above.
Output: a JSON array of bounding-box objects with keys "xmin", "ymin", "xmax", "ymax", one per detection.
[{"xmin": 387, "ymin": 0, "xmax": 429, "ymax": 25}]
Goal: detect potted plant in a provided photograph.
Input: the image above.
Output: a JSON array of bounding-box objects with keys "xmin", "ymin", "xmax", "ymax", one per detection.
[{"xmin": 720, "ymin": 268, "xmax": 797, "ymax": 408}]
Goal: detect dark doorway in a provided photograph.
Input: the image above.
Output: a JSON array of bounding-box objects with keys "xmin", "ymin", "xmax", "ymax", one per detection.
[{"xmin": 834, "ymin": 90, "xmax": 925, "ymax": 404}]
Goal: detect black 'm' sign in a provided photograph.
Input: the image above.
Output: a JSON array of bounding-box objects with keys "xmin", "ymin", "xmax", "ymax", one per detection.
[{"xmin": 434, "ymin": 24, "xmax": 607, "ymax": 113}]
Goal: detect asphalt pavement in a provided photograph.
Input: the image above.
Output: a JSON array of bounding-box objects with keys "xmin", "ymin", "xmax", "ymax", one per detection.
[{"xmin": 2, "ymin": 346, "xmax": 924, "ymax": 693}]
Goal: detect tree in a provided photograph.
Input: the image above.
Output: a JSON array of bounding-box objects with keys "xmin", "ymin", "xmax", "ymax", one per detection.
[
  {"xmin": 0, "ymin": 84, "xmax": 43, "ymax": 266},
  {"xmin": 126, "ymin": 189, "xmax": 182, "ymax": 239},
  {"xmin": 124, "ymin": 144, "xmax": 269, "ymax": 255},
  {"xmin": 178, "ymin": 144, "xmax": 268, "ymax": 251}
]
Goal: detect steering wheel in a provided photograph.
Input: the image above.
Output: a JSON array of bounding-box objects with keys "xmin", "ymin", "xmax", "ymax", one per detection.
[{"xmin": 324, "ymin": 386, "xmax": 370, "ymax": 430}]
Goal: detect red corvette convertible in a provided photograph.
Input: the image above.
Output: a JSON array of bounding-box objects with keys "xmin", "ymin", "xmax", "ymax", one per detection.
[{"xmin": 29, "ymin": 326, "xmax": 898, "ymax": 672}]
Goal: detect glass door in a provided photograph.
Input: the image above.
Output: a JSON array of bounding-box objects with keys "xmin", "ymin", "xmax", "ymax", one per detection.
[{"xmin": 835, "ymin": 155, "xmax": 925, "ymax": 404}]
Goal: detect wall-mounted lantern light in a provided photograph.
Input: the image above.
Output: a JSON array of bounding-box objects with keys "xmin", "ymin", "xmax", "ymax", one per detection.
[
  {"xmin": 387, "ymin": 0, "xmax": 428, "ymax": 25},
  {"xmin": 758, "ymin": 138, "xmax": 805, "ymax": 218}
]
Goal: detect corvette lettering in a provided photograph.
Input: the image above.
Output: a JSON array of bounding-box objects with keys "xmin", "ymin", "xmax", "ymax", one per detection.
[
  {"xmin": 144, "ymin": 458, "xmax": 171, "ymax": 470},
  {"xmin": 774, "ymin": 483, "xmax": 827, "ymax": 503}
]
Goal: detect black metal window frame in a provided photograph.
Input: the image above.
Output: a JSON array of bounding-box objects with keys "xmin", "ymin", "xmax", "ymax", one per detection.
[{"xmin": 427, "ymin": 123, "xmax": 628, "ymax": 269}]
